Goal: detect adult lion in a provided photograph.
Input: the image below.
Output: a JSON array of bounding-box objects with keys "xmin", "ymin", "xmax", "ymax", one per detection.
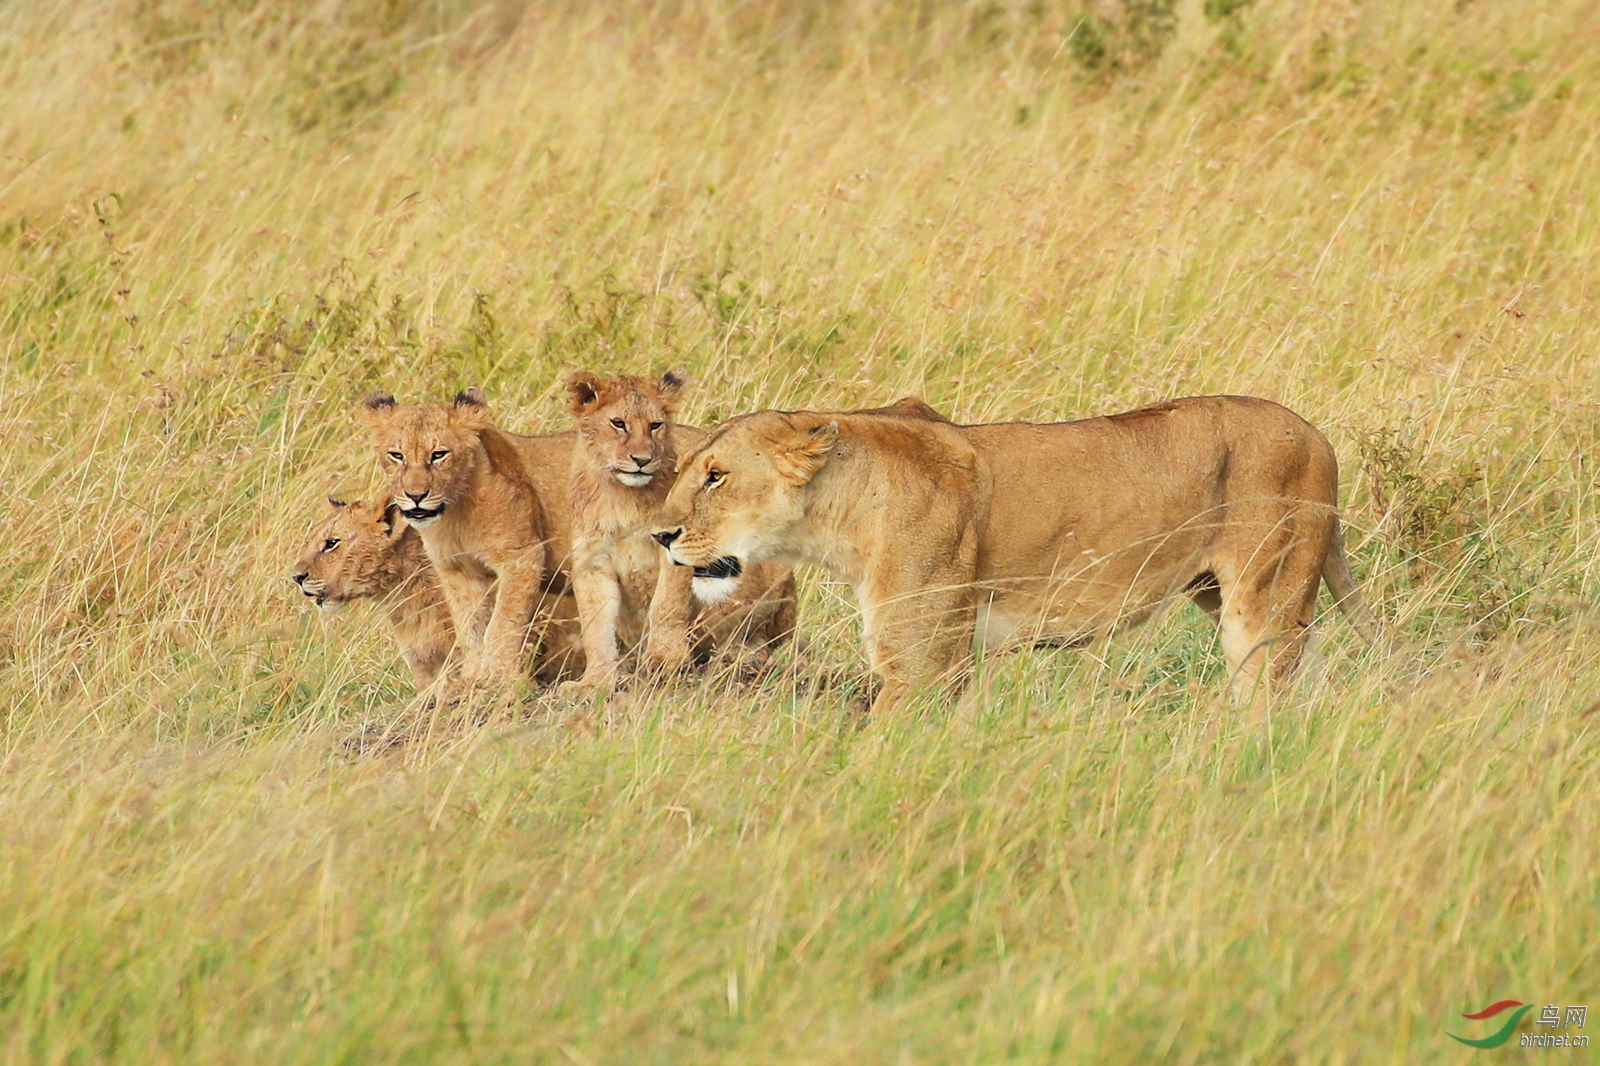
[{"xmin": 651, "ymin": 395, "xmax": 1382, "ymax": 716}]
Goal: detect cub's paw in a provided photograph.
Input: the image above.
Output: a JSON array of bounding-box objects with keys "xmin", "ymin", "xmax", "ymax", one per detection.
[{"xmin": 557, "ymin": 675, "xmax": 612, "ymax": 702}]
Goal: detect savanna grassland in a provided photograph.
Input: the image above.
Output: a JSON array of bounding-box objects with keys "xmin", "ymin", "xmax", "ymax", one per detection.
[{"xmin": 2, "ymin": 0, "xmax": 1599, "ymax": 1061}]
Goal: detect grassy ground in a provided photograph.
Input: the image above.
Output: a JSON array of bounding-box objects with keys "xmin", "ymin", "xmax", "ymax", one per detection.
[{"xmin": 3, "ymin": 0, "xmax": 1599, "ymax": 1061}]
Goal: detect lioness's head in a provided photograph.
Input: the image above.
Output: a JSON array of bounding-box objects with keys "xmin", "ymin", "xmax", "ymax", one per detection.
[
  {"xmin": 290, "ymin": 497, "xmax": 410, "ymax": 612},
  {"xmin": 566, "ymin": 370, "xmax": 685, "ymax": 487},
  {"xmin": 360, "ymin": 388, "xmax": 492, "ymax": 528},
  {"xmin": 651, "ymin": 411, "xmax": 838, "ymax": 602}
]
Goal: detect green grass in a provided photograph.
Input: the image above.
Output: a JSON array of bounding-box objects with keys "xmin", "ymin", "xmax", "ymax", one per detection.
[{"xmin": 2, "ymin": 0, "xmax": 1598, "ymax": 1060}]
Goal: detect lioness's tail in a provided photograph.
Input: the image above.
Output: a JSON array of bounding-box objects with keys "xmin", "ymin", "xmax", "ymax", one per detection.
[{"xmin": 1323, "ymin": 517, "xmax": 1384, "ymax": 646}]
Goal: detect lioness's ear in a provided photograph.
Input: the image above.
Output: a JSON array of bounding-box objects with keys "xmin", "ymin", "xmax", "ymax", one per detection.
[
  {"xmin": 771, "ymin": 419, "xmax": 839, "ymax": 484},
  {"xmin": 656, "ymin": 370, "xmax": 685, "ymax": 412},
  {"xmin": 565, "ymin": 371, "xmax": 602, "ymax": 414},
  {"xmin": 450, "ymin": 386, "xmax": 490, "ymax": 429},
  {"xmin": 360, "ymin": 390, "xmax": 397, "ymax": 427}
]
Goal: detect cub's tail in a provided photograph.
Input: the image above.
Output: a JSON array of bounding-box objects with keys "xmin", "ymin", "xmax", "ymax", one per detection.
[{"xmin": 1323, "ymin": 517, "xmax": 1385, "ymax": 646}]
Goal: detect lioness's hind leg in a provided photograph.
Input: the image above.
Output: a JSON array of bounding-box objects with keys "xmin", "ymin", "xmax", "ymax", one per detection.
[{"xmin": 1215, "ymin": 534, "xmax": 1325, "ymax": 711}]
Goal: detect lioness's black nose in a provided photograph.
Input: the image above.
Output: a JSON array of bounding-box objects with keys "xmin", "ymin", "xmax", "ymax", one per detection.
[
  {"xmin": 292, "ymin": 571, "xmax": 307, "ymax": 586},
  {"xmin": 652, "ymin": 529, "xmax": 681, "ymax": 549}
]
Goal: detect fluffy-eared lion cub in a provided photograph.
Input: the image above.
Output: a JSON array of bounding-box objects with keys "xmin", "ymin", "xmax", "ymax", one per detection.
[
  {"xmin": 652, "ymin": 395, "xmax": 1383, "ymax": 716},
  {"xmin": 290, "ymin": 496, "xmax": 583, "ymax": 687},
  {"xmin": 360, "ymin": 388, "xmax": 556, "ymax": 685},
  {"xmin": 562, "ymin": 370, "xmax": 796, "ymax": 694}
]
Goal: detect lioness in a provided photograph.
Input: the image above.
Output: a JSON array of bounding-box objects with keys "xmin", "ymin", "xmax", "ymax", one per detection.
[
  {"xmin": 651, "ymin": 395, "xmax": 1382, "ymax": 715},
  {"xmin": 562, "ymin": 370, "xmax": 797, "ymax": 692},
  {"xmin": 361, "ymin": 388, "xmax": 563, "ymax": 684},
  {"xmin": 290, "ymin": 497, "xmax": 584, "ymax": 686}
]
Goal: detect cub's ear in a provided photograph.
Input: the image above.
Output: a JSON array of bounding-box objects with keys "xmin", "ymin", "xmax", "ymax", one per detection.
[
  {"xmin": 656, "ymin": 370, "xmax": 685, "ymax": 412},
  {"xmin": 565, "ymin": 370, "xmax": 603, "ymax": 414},
  {"xmin": 450, "ymin": 386, "xmax": 490, "ymax": 429},
  {"xmin": 326, "ymin": 495, "xmax": 348, "ymax": 510},
  {"xmin": 380, "ymin": 502, "xmax": 403, "ymax": 539},
  {"xmin": 771, "ymin": 418, "xmax": 839, "ymax": 484},
  {"xmin": 360, "ymin": 390, "xmax": 397, "ymax": 427}
]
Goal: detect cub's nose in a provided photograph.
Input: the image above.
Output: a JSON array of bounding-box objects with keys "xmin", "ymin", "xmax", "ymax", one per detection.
[
  {"xmin": 404, "ymin": 490, "xmax": 427, "ymax": 504},
  {"xmin": 652, "ymin": 529, "xmax": 682, "ymax": 549},
  {"xmin": 292, "ymin": 571, "xmax": 308, "ymax": 586},
  {"xmin": 629, "ymin": 455, "xmax": 652, "ymax": 469}
]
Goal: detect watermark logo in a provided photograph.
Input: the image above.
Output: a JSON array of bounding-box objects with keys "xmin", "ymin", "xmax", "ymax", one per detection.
[{"xmin": 1449, "ymin": 1001, "xmax": 1588, "ymax": 1050}]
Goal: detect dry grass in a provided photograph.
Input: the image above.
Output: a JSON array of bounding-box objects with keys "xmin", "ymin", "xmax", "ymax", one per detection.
[{"xmin": 2, "ymin": 0, "xmax": 1598, "ymax": 1061}]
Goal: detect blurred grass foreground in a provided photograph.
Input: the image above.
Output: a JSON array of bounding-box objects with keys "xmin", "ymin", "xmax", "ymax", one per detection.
[{"xmin": 1, "ymin": 0, "xmax": 1598, "ymax": 1061}]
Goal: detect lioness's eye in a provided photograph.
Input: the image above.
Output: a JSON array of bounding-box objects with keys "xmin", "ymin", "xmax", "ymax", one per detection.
[
  {"xmin": 387, "ymin": 451, "xmax": 404, "ymax": 463},
  {"xmin": 610, "ymin": 418, "xmax": 627, "ymax": 432},
  {"xmin": 430, "ymin": 449, "xmax": 449, "ymax": 463},
  {"xmin": 703, "ymin": 470, "xmax": 724, "ymax": 488},
  {"xmin": 648, "ymin": 421, "xmax": 663, "ymax": 432},
  {"xmin": 321, "ymin": 538, "xmax": 340, "ymax": 553}
]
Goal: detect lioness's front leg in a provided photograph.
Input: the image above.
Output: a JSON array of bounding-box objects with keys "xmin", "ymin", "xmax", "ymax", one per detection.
[
  {"xmin": 859, "ymin": 583, "xmax": 977, "ymax": 716},
  {"xmin": 643, "ymin": 557, "xmax": 694, "ymax": 673},
  {"xmin": 474, "ymin": 544, "xmax": 544, "ymax": 682},
  {"xmin": 566, "ymin": 564, "xmax": 623, "ymax": 693}
]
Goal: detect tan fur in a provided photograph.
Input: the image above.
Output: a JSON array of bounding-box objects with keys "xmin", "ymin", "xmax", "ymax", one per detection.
[
  {"xmin": 359, "ymin": 388, "xmax": 552, "ymax": 683},
  {"xmin": 563, "ymin": 370, "xmax": 797, "ymax": 692},
  {"xmin": 290, "ymin": 497, "xmax": 584, "ymax": 687},
  {"xmin": 653, "ymin": 395, "xmax": 1382, "ymax": 716}
]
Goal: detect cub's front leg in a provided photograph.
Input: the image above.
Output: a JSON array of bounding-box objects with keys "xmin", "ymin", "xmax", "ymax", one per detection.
[
  {"xmin": 474, "ymin": 543, "xmax": 545, "ymax": 682},
  {"xmin": 564, "ymin": 563, "xmax": 623, "ymax": 694},
  {"xmin": 432, "ymin": 558, "xmax": 494, "ymax": 673},
  {"xmin": 643, "ymin": 556, "xmax": 694, "ymax": 674}
]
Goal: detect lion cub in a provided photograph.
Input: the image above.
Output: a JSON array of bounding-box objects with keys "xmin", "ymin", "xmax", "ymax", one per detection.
[
  {"xmin": 292, "ymin": 497, "xmax": 455, "ymax": 687},
  {"xmin": 360, "ymin": 388, "xmax": 549, "ymax": 684},
  {"xmin": 562, "ymin": 370, "xmax": 796, "ymax": 692},
  {"xmin": 291, "ymin": 497, "xmax": 583, "ymax": 687}
]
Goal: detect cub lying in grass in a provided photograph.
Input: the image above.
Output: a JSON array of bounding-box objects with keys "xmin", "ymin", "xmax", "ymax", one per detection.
[
  {"xmin": 652, "ymin": 395, "xmax": 1382, "ymax": 716},
  {"xmin": 562, "ymin": 370, "xmax": 797, "ymax": 694},
  {"xmin": 291, "ymin": 497, "xmax": 582, "ymax": 687},
  {"xmin": 360, "ymin": 387, "xmax": 558, "ymax": 685}
]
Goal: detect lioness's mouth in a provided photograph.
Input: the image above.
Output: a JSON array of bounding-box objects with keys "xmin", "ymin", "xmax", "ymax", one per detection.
[{"xmin": 693, "ymin": 556, "xmax": 742, "ymax": 580}]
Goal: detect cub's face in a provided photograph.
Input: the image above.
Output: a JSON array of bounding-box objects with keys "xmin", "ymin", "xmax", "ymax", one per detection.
[
  {"xmin": 360, "ymin": 389, "xmax": 489, "ymax": 528},
  {"xmin": 566, "ymin": 370, "xmax": 683, "ymax": 488},
  {"xmin": 651, "ymin": 411, "xmax": 837, "ymax": 602},
  {"xmin": 291, "ymin": 498, "xmax": 406, "ymax": 611}
]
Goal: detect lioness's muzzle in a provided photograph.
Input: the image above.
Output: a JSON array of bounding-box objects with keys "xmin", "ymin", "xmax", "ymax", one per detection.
[{"xmin": 693, "ymin": 556, "xmax": 742, "ymax": 581}]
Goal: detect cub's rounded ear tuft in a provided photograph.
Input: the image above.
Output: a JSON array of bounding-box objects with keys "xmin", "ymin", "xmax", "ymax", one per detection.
[
  {"xmin": 326, "ymin": 495, "xmax": 348, "ymax": 509},
  {"xmin": 565, "ymin": 370, "xmax": 603, "ymax": 413},
  {"xmin": 359, "ymin": 391, "xmax": 397, "ymax": 427},
  {"xmin": 656, "ymin": 370, "xmax": 686, "ymax": 411},
  {"xmin": 380, "ymin": 502, "xmax": 402, "ymax": 537},
  {"xmin": 453, "ymin": 386, "xmax": 487, "ymax": 408}
]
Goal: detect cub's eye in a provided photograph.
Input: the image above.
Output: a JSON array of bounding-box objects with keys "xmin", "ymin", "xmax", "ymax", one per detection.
[
  {"xmin": 610, "ymin": 418, "xmax": 627, "ymax": 432},
  {"xmin": 703, "ymin": 470, "xmax": 725, "ymax": 488},
  {"xmin": 320, "ymin": 538, "xmax": 340, "ymax": 553},
  {"xmin": 648, "ymin": 421, "xmax": 664, "ymax": 432},
  {"xmin": 430, "ymin": 449, "xmax": 449, "ymax": 463},
  {"xmin": 387, "ymin": 451, "xmax": 404, "ymax": 463}
]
